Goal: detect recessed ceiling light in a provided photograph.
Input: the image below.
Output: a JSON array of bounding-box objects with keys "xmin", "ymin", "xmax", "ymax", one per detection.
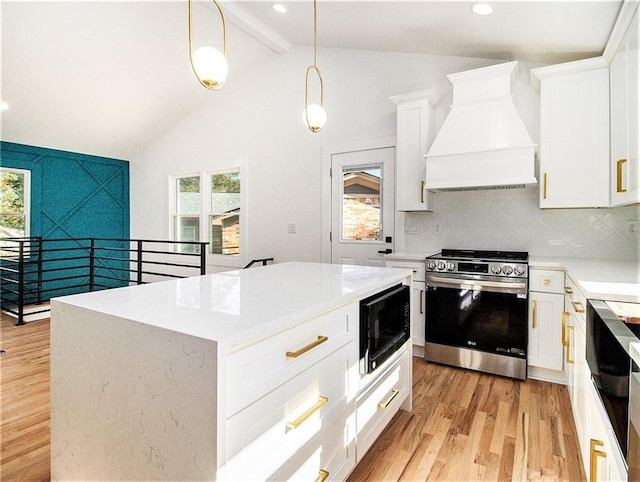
[
  {"xmin": 470, "ymin": 2, "xmax": 494, "ymax": 15},
  {"xmin": 0, "ymin": 101, "xmax": 9, "ymax": 111},
  {"xmin": 271, "ymin": 3, "xmax": 287, "ymax": 14}
]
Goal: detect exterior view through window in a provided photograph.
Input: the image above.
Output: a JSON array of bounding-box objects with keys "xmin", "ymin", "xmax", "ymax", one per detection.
[
  {"xmin": 0, "ymin": 168, "xmax": 30, "ymax": 239},
  {"xmin": 174, "ymin": 176, "xmax": 200, "ymax": 253},
  {"xmin": 341, "ymin": 165, "xmax": 382, "ymax": 241},
  {"xmin": 210, "ymin": 171, "xmax": 240, "ymax": 255}
]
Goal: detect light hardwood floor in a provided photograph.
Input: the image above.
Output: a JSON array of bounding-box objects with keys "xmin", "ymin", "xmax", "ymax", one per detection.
[{"xmin": 1, "ymin": 315, "xmax": 585, "ymax": 481}]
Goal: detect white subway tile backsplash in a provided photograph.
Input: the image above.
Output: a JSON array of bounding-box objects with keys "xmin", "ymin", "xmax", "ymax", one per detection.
[{"xmin": 404, "ymin": 187, "xmax": 640, "ymax": 260}]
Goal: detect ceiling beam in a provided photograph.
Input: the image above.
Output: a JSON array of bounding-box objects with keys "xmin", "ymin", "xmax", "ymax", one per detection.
[{"xmin": 221, "ymin": 2, "xmax": 291, "ymax": 54}]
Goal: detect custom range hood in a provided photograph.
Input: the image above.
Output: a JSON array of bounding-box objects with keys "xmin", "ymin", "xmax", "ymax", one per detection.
[{"xmin": 425, "ymin": 61, "xmax": 536, "ymax": 191}]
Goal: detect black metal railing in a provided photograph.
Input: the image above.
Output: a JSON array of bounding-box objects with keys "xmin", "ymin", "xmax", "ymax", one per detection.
[
  {"xmin": 243, "ymin": 258, "xmax": 274, "ymax": 269},
  {"xmin": 0, "ymin": 237, "xmax": 208, "ymax": 326}
]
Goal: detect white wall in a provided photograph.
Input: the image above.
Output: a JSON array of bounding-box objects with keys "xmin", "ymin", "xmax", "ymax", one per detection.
[
  {"xmin": 131, "ymin": 47, "xmax": 505, "ymax": 269},
  {"xmin": 132, "ymin": 46, "xmax": 639, "ymax": 267}
]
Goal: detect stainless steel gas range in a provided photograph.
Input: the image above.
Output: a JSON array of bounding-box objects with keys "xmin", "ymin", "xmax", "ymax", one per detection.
[{"xmin": 424, "ymin": 249, "xmax": 529, "ymax": 380}]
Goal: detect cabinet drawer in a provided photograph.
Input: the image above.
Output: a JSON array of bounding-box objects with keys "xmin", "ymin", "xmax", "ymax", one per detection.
[
  {"xmin": 270, "ymin": 402, "xmax": 356, "ymax": 482},
  {"xmin": 385, "ymin": 261, "xmax": 425, "ymax": 282},
  {"xmin": 356, "ymin": 348, "xmax": 410, "ymax": 460},
  {"xmin": 226, "ymin": 303, "xmax": 357, "ymax": 416},
  {"xmin": 529, "ymin": 268, "xmax": 565, "ymax": 293},
  {"xmin": 225, "ymin": 342, "xmax": 355, "ymax": 473},
  {"xmin": 565, "ymin": 275, "xmax": 587, "ymax": 320}
]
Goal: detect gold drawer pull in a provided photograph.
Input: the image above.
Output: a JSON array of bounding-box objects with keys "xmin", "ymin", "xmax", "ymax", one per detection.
[
  {"xmin": 543, "ymin": 278, "xmax": 551, "ymax": 285},
  {"xmin": 379, "ymin": 389, "xmax": 400, "ymax": 409},
  {"xmin": 421, "ymin": 180, "xmax": 425, "ymax": 203},
  {"xmin": 543, "ymin": 172, "xmax": 548, "ymax": 199},
  {"xmin": 286, "ymin": 335, "xmax": 328, "ymax": 358},
  {"xmin": 617, "ymin": 158, "xmax": 627, "ymax": 193},
  {"xmin": 589, "ymin": 439, "xmax": 606, "ymax": 482},
  {"xmin": 420, "ymin": 289, "xmax": 424, "ymax": 314},
  {"xmin": 317, "ymin": 469, "xmax": 329, "ymax": 482},
  {"xmin": 286, "ymin": 396, "xmax": 328, "ymax": 429},
  {"xmin": 565, "ymin": 325, "xmax": 575, "ymax": 364},
  {"xmin": 564, "ymin": 286, "xmax": 573, "ymax": 294},
  {"xmin": 561, "ymin": 312, "xmax": 569, "ymax": 347},
  {"xmin": 532, "ymin": 300, "xmax": 537, "ymax": 329},
  {"xmin": 571, "ymin": 301, "xmax": 585, "ymax": 314}
]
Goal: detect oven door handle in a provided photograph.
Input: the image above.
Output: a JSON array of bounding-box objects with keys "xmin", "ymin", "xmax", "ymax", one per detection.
[{"xmin": 426, "ymin": 276, "xmax": 527, "ymax": 293}]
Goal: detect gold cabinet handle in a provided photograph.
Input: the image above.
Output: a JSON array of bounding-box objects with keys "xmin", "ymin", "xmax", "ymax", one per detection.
[
  {"xmin": 617, "ymin": 158, "xmax": 628, "ymax": 193},
  {"xmin": 543, "ymin": 278, "xmax": 551, "ymax": 285},
  {"xmin": 420, "ymin": 289, "xmax": 424, "ymax": 314},
  {"xmin": 543, "ymin": 172, "xmax": 548, "ymax": 199},
  {"xmin": 532, "ymin": 300, "xmax": 537, "ymax": 329},
  {"xmin": 564, "ymin": 286, "xmax": 573, "ymax": 294},
  {"xmin": 571, "ymin": 301, "xmax": 585, "ymax": 314},
  {"xmin": 379, "ymin": 389, "xmax": 400, "ymax": 409},
  {"xmin": 561, "ymin": 312, "xmax": 569, "ymax": 347},
  {"xmin": 317, "ymin": 469, "xmax": 329, "ymax": 482},
  {"xmin": 589, "ymin": 439, "xmax": 606, "ymax": 482},
  {"xmin": 421, "ymin": 180, "xmax": 425, "ymax": 203},
  {"xmin": 565, "ymin": 325, "xmax": 575, "ymax": 364},
  {"xmin": 286, "ymin": 396, "xmax": 328, "ymax": 429},
  {"xmin": 286, "ymin": 335, "xmax": 328, "ymax": 358}
]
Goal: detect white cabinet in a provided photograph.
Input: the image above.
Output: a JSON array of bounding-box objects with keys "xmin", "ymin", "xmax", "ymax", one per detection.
[
  {"xmin": 385, "ymin": 259, "xmax": 425, "ymax": 351},
  {"xmin": 610, "ymin": 5, "xmax": 640, "ymax": 206},
  {"xmin": 531, "ymin": 60, "xmax": 610, "ymax": 208},
  {"xmin": 564, "ymin": 274, "xmax": 590, "ymax": 468},
  {"xmin": 528, "ymin": 269, "xmax": 565, "ymax": 371},
  {"xmin": 389, "ymin": 90, "xmax": 437, "ymax": 211}
]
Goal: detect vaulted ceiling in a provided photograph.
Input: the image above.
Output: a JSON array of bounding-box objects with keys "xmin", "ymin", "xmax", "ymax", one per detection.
[{"xmin": 0, "ymin": 1, "xmax": 623, "ymax": 161}]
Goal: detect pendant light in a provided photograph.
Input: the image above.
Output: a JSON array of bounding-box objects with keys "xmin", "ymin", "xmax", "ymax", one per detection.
[
  {"xmin": 188, "ymin": 0, "xmax": 228, "ymax": 90},
  {"xmin": 302, "ymin": 0, "xmax": 326, "ymax": 133}
]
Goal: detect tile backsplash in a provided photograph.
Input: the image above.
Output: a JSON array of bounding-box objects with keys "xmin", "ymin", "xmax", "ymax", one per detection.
[{"xmin": 403, "ymin": 187, "xmax": 640, "ymax": 260}]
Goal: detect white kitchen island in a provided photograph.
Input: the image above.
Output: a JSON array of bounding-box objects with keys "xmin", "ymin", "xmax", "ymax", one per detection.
[{"xmin": 50, "ymin": 262, "xmax": 413, "ymax": 481}]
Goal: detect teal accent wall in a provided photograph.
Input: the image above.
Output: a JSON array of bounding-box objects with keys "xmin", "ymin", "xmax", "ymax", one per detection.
[
  {"xmin": 0, "ymin": 141, "xmax": 129, "ymax": 239},
  {"xmin": 0, "ymin": 142, "xmax": 130, "ymax": 301}
]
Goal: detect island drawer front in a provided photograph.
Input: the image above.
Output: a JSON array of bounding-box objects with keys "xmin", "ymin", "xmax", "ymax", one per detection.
[
  {"xmin": 385, "ymin": 260, "xmax": 425, "ymax": 282},
  {"xmin": 529, "ymin": 268, "xmax": 565, "ymax": 293},
  {"xmin": 269, "ymin": 401, "xmax": 356, "ymax": 482},
  {"xmin": 355, "ymin": 348, "xmax": 410, "ymax": 461},
  {"xmin": 225, "ymin": 342, "xmax": 355, "ymax": 469},
  {"xmin": 225, "ymin": 303, "xmax": 357, "ymax": 416}
]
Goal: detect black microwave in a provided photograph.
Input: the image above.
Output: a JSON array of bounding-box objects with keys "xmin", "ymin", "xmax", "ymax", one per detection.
[
  {"xmin": 359, "ymin": 283, "xmax": 410, "ymax": 374},
  {"xmin": 586, "ymin": 299, "xmax": 640, "ymax": 466}
]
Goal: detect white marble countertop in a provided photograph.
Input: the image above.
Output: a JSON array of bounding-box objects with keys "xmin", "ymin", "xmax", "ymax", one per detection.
[{"xmin": 52, "ymin": 262, "xmax": 411, "ymax": 346}]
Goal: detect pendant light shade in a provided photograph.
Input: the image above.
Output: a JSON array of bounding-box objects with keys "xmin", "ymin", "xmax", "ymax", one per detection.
[
  {"xmin": 302, "ymin": 0, "xmax": 326, "ymax": 133},
  {"xmin": 188, "ymin": 0, "xmax": 228, "ymax": 90}
]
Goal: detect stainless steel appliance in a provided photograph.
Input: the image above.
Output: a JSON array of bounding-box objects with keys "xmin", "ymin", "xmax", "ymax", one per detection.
[
  {"xmin": 629, "ymin": 349, "xmax": 640, "ymax": 481},
  {"xmin": 424, "ymin": 249, "xmax": 529, "ymax": 380},
  {"xmin": 586, "ymin": 299, "xmax": 640, "ymax": 469},
  {"xmin": 359, "ymin": 283, "xmax": 411, "ymax": 374}
]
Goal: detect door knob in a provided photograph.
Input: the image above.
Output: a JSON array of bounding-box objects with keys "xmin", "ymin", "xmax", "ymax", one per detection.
[{"xmin": 378, "ymin": 249, "xmax": 392, "ymax": 254}]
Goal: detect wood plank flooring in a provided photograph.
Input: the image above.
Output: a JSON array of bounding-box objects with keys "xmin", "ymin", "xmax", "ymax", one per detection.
[{"xmin": 1, "ymin": 314, "xmax": 585, "ymax": 481}]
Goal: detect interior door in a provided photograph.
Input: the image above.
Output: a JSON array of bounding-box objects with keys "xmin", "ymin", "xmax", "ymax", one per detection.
[{"xmin": 330, "ymin": 147, "xmax": 394, "ymax": 266}]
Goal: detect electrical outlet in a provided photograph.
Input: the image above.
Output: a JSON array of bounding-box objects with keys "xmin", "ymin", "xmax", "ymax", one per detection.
[
  {"xmin": 287, "ymin": 223, "xmax": 296, "ymax": 234},
  {"xmin": 433, "ymin": 223, "xmax": 442, "ymax": 235},
  {"xmin": 627, "ymin": 220, "xmax": 639, "ymax": 235},
  {"xmin": 405, "ymin": 223, "xmax": 417, "ymax": 234}
]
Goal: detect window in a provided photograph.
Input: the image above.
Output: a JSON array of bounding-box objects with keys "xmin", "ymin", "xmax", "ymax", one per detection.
[
  {"xmin": 0, "ymin": 167, "xmax": 31, "ymax": 238},
  {"xmin": 170, "ymin": 165, "xmax": 244, "ymax": 264}
]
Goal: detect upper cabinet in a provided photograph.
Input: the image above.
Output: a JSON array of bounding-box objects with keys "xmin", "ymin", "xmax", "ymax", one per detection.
[
  {"xmin": 389, "ymin": 89, "xmax": 437, "ymax": 211},
  {"xmin": 608, "ymin": 4, "xmax": 639, "ymax": 206},
  {"xmin": 531, "ymin": 60, "xmax": 610, "ymax": 208}
]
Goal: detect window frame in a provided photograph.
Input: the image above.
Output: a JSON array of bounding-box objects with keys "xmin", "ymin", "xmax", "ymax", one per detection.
[
  {"xmin": 169, "ymin": 160, "xmax": 246, "ymax": 269},
  {"xmin": 0, "ymin": 167, "xmax": 31, "ymax": 239}
]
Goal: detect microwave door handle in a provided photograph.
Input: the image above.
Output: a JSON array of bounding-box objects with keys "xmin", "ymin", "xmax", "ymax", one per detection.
[{"xmin": 427, "ymin": 276, "xmax": 527, "ymax": 292}]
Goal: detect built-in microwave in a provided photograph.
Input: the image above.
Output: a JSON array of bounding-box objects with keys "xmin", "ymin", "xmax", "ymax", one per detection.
[
  {"xmin": 586, "ymin": 299, "xmax": 640, "ymax": 467},
  {"xmin": 359, "ymin": 283, "xmax": 410, "ymax": 374}
]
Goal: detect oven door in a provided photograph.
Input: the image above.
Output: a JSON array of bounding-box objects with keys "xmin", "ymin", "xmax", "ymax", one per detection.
[{"xmin": 425, "ymin": 273, "xmax": 528, "ymax": 359}]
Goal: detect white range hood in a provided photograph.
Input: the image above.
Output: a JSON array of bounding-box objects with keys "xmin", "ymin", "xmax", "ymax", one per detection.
[{"xmin": 425, "ymin": 61, "xmax": 537, "ymax": 191}]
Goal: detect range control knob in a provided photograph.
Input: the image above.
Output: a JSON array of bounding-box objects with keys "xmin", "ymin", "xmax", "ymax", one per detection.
[
  {"xmin": 437, "ymin": 261, "xmax": 446, "ymax": 271},
  {"xmin": 491, "ymin": 264, "xmax": 502, "ymax": 274},
  {"xmin": 426, "ymin": 260, "xmax": 436, "ymax": 270},
  {"xmin": 502, "ymin": 265, "xmax": 514, "ymax": 275},
  {"xmin": 446, "ymin": 261, "xmax": 455, "ymax": 271},
  {"xmin": 513, "ymin": 265, "xmax": 526, "ymax": 276}
]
